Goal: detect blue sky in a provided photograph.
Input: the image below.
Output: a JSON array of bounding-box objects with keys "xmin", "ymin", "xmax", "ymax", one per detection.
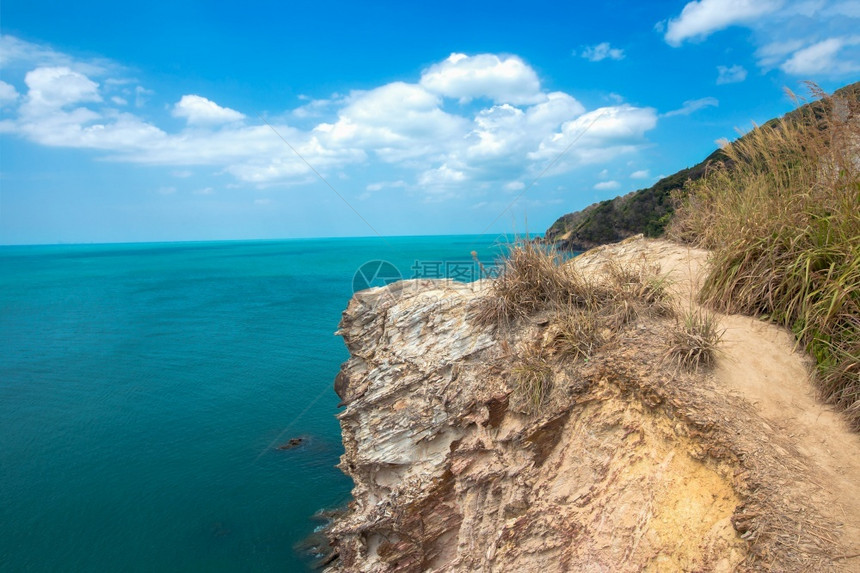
[{"xmin": 1, "ymin": 0, "xmax": 858, "ymax": 244}]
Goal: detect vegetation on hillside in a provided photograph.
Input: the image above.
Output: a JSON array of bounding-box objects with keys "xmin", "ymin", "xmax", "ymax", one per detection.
[
  {"xmin": 544, "ymin": 154, "xmax": 720, "ymax": 249},
  {"xmin": 545, "ymin": 82, "xmax": 860, "ymax": 252},
  {"xmin": 670, "ymin": 84, "xmax": 860, "ymax": 429}
]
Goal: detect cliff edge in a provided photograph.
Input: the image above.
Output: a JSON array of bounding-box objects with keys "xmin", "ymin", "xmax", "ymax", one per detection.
[{"xmin": 325, "ymin": 237, "xmax": 860, "ymax": 572}]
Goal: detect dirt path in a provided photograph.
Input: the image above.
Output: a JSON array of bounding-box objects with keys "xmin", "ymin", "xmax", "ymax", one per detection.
[{"xmin": 642, "ymin": 237, "xmax": 860, "ymax": 568}]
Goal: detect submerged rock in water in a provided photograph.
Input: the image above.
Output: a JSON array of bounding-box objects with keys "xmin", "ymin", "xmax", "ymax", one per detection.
[{"xmin": 277, "ymin": 437, "xmax": 305, "ymax": 450}]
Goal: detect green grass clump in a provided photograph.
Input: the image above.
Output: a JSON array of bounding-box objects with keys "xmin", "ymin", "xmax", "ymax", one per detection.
[
  {"xmin": 666, "ymin": 308, "xmax": 725, "ymax": 371},
  {"xmin": 670, "ymin": 84, "xmax": 860, "ymax": 428}
]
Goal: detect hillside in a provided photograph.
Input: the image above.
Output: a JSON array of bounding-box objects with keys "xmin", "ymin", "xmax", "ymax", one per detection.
[{"xmin": 545, "ymin": 81, "xmax": 860, "ymax": 251}]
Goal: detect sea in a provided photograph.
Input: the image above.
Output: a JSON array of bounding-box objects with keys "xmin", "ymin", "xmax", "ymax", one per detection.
[{"xmin": 0, "ymin": 235, "xmax": 508, "ymax": 572}]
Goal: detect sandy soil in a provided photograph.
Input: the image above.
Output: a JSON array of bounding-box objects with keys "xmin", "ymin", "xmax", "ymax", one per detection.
[{"xmin": 584, "ymin": 236, "xmax": 860, "ymax": 570}]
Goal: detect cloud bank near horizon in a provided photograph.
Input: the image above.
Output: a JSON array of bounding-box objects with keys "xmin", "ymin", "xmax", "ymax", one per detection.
[{"xmin": 0, "ymin": 37, "xmax": 659, "ymax": 198}]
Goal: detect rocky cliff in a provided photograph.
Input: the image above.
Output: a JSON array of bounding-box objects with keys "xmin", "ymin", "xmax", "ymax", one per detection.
[{"xmin": 325, "ymin": 238, "xmax": 860, "ymax": 572}]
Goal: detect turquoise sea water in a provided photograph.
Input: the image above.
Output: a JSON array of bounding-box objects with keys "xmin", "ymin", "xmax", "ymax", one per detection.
[{"xmin": 0, "ymin": 235, "xmax": 506, "ymax": 572}]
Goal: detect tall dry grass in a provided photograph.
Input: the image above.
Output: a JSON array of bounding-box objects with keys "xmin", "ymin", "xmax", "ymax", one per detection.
[
  {"xmin": 474, "ymin": 240, "xmax": 593, "ymax": 327},
  {"xmin": 670, "ymin": 84, "xmax": 860, "ymax": 428},
  {"xmin": 478, "ymin": 240, "xmax": 677, "ymax": 415}
]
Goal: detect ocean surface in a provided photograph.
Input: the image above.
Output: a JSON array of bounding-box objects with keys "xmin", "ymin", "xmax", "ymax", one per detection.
[{"xmin": 0, "ymin": 235, "xmax": 507, "ymax": 572}]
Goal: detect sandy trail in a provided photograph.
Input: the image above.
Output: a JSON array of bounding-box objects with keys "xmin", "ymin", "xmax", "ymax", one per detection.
[{"xmin": 624, "ymin": 237, "xmax": 860, "ymax": 567}]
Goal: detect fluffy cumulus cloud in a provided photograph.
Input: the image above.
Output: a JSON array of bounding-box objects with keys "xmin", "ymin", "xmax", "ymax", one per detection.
[
  {"xmin": 24, "ymin": 66, "xmax": 101, "ymax": 109},
  {"xmin": 0, "ymin": 37, "xmax": 661, "ymax": 197},
  {"xmin": 419, "ymin": 53, "xmax": 544, "ymax": 105},
  {"xmin": 663, "ymin": 1, "xmax": 860, "ymax": 77},
  {"xmin": 172, "ymin": 95, "xmax": 245, "ymax": 125},
  {"xmin": 580, "ymin": 42, "xmax": 625, "ymax": 62},
  {"xmin": 528, "ymin": 105, "xmax": 658, "ymax": 168},
  {"xmin": 315, "ymin": 82, "xmax": 467, "ymax": 162}
]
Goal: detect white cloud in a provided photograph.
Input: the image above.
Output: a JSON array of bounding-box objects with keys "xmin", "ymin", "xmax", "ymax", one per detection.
[
  {"xmin": 461, "ymin": 92, "xmax": 586, "ymax": 164},
  {"xmin": 291, "ymin": 95, "xmax": 343, "ymax": 119},
  {"xmin": 24, "ymin": 66, "xmax": 101, "ymax": 109},
  {"xmin": 0, "ymin": 80, "xmax": 18, "ymax": 104},
  {"xmin": 664, "ymin": 0, "xmax": 782, "ymax": 46},
  {"xmin": 418, "ymin": 163, "xmax": 467, "ymax": 187},
  {"xmin": 663, "ymin": 97, "xmax": 719, "ymax": 117},
  {"xmin": 755, "ymin": 39, "xmax": 805, "ymax": 68},
  {"xmin": 1, "ymin": 37, "xmax": 661, "ymax": 197},
  {"xmin": 716, "ymin": 64, "xmax": 748, "ymax": 84},
  {"xmin": 528, "ymin": 105, "xmax": 658, "ymax": 168},
  {"xmin": 419, "ymin": 53, "xmax": 544, "ymax": 104},
  {"xmin": 172, "ymin": 94, "xmax": 245, "ymax": 125},
  {"xmin": 594, "ymin": 180, "xmax": 620, "ymax": 190},
  {"xmin": 315, "ymin": 82, "xmax": 466, "ymax": 162},
  {"xmin": 662, "ymin": 2, "xmax": 860, "ymax": 77},
  {"xmin": 781, "ymin": 36, "xmax": 860, "ymax": 75},
  {"xmin": 580, "ymin": 42, "xmax": 625, "ymax": 62},
  {"xmin": 194, "ymin": 187, "xmax": 214, "ymax": 195},
  {"xmin": 630, "ymin": 169, "xmax": 650, "ymax": 179},
  {"xmin": 504, "ymin": 181, "xmax": 526, "ymax": 191}
]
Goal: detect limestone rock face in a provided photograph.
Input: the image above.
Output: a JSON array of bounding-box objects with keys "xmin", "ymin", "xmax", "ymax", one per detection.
[{"xmin": 325, "ymin": 239, "xmax": 860, "ymax": 573}]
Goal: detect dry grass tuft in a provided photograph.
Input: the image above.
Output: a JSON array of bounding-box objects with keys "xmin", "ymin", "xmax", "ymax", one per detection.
[
  {"xmin": 602, "ymin": 259, "xmax": 675, "ymax": 325},
  {"xmin": 669, "ymin": 83, "xmax": 860, "ymax": 427},
  {"xmin": 475, "ymin": 240, "xmax": 593, "ymax": 327},
  {"xmin": 549, "ymin": 305, "xmax": 605, "ymax": 361},
  {"xmin": 478, "ymin": 241, "xmax": 690, "ymax": 415},
  {"xmin": 666, "ymin": 308, "xmax": 725, "ymax": 371},
  {"xmin": 511, "ymin": 345, "xmax": 554, "ymax": 415}
]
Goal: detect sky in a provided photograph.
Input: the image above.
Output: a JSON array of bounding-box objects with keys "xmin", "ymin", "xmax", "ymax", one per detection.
[{"xmin": 1, "ymin": 0, "xmax": 858, "ymax": 244}]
